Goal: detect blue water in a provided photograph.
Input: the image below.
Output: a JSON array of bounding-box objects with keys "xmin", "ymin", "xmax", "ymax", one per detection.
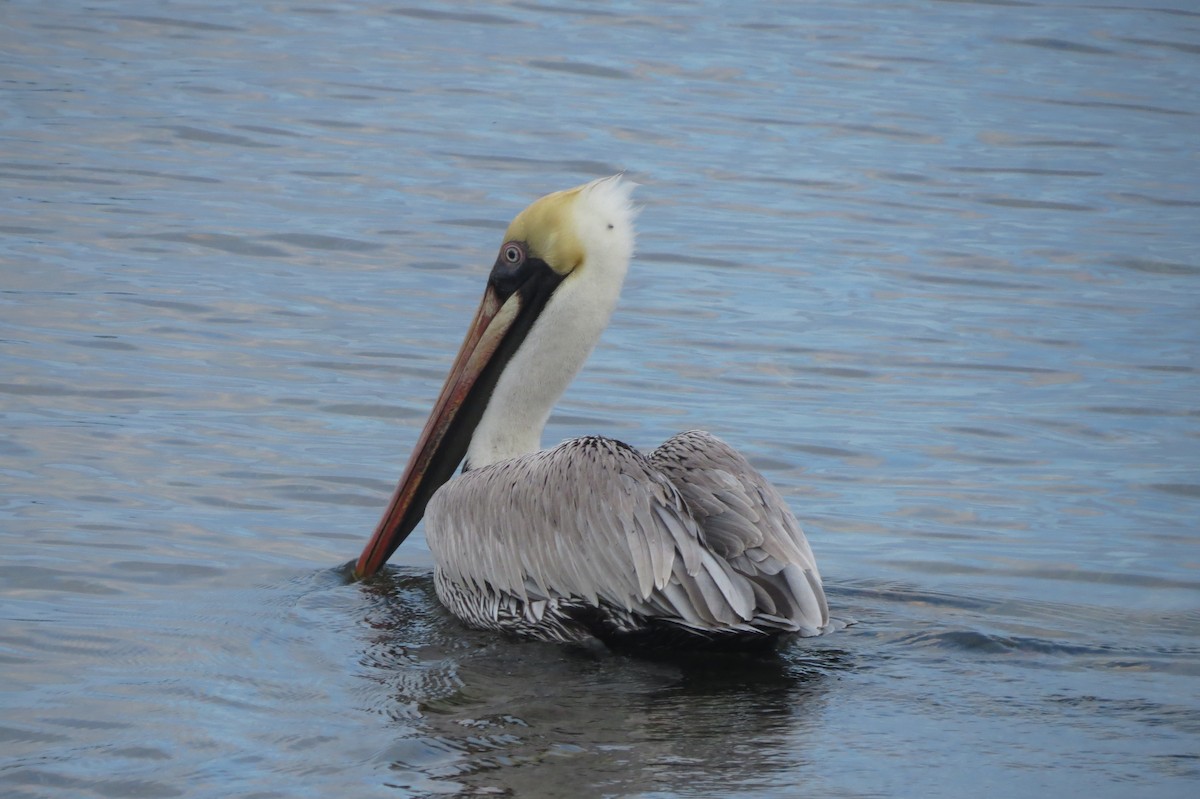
[{"xmin": 2, "ymin": 1, "xmax": 1198, "ymax": 797}]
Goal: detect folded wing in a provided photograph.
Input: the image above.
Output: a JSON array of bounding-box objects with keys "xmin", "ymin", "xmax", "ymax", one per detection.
[{"xmin": 426, "ymin": 432, "xmax": 828, "ymax": 644}]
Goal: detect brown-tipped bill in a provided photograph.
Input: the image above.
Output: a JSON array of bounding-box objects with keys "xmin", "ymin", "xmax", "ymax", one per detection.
[{"xmin": 354, "ymin": 285, "xmax": 521, "ymax": 578}]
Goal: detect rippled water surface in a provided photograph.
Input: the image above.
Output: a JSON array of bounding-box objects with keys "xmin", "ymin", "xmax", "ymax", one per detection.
[{"xmin": 3, "ymin": 1, "xmax": 1198, "ymax": 797}]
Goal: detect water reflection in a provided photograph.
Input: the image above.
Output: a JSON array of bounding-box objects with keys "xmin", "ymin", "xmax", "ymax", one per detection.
[{"xmin": 357, "ymin": 568, "xmax": 844, "ymax": 796}]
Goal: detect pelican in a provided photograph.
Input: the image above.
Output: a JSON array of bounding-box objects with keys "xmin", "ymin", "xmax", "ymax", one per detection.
[{"xmin": 355, "ymin": 176, "xmax": 829, "ymax": 649}]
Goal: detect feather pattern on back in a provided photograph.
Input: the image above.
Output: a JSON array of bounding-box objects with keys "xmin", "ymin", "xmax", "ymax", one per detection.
[{"xmin": 425, "ymin": 431, "xmax": 829, "ymax": 647}]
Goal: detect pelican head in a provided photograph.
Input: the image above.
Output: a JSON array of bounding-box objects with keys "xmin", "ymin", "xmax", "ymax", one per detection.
[{"xmin": 355, "ymin": 176, "xmax": 637, "ymax": 578}]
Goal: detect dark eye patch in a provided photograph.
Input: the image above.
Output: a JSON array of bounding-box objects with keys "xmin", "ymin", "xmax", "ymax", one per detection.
[{"xmin": 489, "ymin": 240, "xmax": 544, "ymax": 297}]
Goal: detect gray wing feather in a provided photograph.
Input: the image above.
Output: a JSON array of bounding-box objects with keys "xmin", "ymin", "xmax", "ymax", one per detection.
[
  {"xmin": 650, "ymin": 430, "xmax": 829, "ymax": 634},
  {"xmin": 427, "ymin": 432, "xmax": 827, "ymax": 639},
  {"xmin": 428, "ymin": 437, "xmax": 695, "ymax": 615}
]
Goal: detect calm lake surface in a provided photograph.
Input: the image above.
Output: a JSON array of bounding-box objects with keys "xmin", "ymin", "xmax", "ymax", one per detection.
[{"xmin": 2, "ymin": 1, "xmax": 1198, "ymax": 797}]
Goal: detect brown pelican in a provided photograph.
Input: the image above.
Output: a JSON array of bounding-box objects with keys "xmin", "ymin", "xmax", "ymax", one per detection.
[{"xmin": 355, "ymin": 176, "xmax": 829, "ymax": 649}]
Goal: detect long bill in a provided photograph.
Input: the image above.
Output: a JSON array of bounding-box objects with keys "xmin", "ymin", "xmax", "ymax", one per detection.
[{"xmin": 354, "ymin": 285, "xmax": 522, "ymax": 578}]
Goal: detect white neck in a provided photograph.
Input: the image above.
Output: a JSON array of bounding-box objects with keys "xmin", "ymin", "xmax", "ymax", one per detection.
[{"xmin": 465, "ymin": 177, "xmax": 636, "ymax": 468}]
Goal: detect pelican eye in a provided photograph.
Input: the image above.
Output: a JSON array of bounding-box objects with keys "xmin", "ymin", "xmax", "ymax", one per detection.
[{"xmin": 502, "ymin": 242, "xmax": 526, "ymax": 266}]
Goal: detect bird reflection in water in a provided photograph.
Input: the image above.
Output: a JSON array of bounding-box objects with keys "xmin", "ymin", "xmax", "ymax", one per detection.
[{"xmin": 355, "ymin": 569, "xmax": 849, "ymax": 796}]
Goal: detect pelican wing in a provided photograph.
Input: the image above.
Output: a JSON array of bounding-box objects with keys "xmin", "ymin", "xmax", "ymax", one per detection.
[
  {"xmin": 428, "ymin": 437, "xmax": 724, "ymax": 614},
  {"xmin": 426, "ymin": 434, "xmax": 826, "ymax": 640},
  {"xmin": 649, "ymin": 430, "xmax": 829, "ymax": 634}
]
